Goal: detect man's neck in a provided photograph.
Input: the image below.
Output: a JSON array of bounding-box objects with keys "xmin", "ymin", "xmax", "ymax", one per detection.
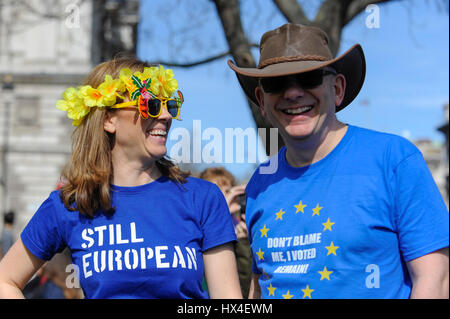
[{"xmin": 285, "ymin": 121, "xmax": 348, "ymax": 168}]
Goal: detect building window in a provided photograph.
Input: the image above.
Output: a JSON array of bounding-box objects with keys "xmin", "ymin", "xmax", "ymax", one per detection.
[{"xmin": 14, "ymin": 96, "xmax": 40, "ymax": 130}]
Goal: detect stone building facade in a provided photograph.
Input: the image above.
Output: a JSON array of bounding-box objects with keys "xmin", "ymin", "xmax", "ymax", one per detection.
[
  {"xmin": 0, "ymin": 0, "xmax": 139, "ymax": 236},
  {"xmin": 0, "ymin": 0, "xmax": 92, "ymax": 233}
]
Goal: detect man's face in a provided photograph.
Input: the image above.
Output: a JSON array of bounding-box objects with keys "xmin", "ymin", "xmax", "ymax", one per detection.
[{"xmin": 255, "ymin": 68, "xmax": 345, "ymax": 145}]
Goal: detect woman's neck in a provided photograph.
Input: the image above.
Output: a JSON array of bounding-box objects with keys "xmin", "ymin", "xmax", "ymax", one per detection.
[{"xmin": 111, "ymin": 156, "xmax": 162, "ymax": 187}]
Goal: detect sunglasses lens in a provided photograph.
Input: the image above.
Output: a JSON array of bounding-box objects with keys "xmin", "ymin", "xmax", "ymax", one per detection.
[
  {"xmin": 296, "ymin": 70, "xmax": 324, "ymax": 89},
  {"xmin": 260, "ymin": 77, "xmax": 286, "ymax": 93},
  {"xmin": 261, "ymin": 70, "xmax": 329, "ymax": 93},
  {"xmin": 166, "ymin": 100, "xmax": 179, "ymax": 118},
  {"xmin": 148, "ymin": 99, "xmax": 161, "ymax": 117}
]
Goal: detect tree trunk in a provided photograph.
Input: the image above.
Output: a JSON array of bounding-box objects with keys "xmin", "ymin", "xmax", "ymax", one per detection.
[{"xmin": 212, "ymin": 0, "xmax": 285, "ymax": 155}]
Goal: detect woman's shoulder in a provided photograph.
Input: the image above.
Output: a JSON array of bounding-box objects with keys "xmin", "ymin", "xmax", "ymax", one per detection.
[{"xmin": 182, "ymin": 176, "xmax": 219, "ymax": 192}]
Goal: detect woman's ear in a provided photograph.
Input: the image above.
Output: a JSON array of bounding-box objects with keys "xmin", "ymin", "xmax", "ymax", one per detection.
[{"xmin": 103, "ymin": 111, "xmax": 117, "ymax": 134}]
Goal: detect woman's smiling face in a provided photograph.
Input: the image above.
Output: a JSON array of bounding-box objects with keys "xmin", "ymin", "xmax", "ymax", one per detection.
[{"xmin": 104, "ymin": 105, "xmax": 172, "ymax": 166}]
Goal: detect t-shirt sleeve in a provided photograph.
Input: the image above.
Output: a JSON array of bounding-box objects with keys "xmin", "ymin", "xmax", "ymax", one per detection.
[
  {"xmin": 21, "ymin": 193, "xmax": 66, "ymax": 261},
  {"xmin": 392, "ymin": 151, "xmax": 449, "ymax": 262},
  {"xmin": 199, "ymin": 182, "xmax": 237, "ymax": 252}
]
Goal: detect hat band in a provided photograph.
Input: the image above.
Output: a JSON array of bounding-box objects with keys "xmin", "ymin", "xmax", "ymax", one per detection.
[{"xmin": 258, "ymin": 55, "xmax": 329, "ymax": 69}]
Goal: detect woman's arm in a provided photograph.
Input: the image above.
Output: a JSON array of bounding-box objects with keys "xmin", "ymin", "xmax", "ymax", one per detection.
[
  {"xmin": 0, "ymin": 238, "xmax": 46, "ymax": 298},
  {"xmin": 203, "ymin": 243, "xmax": 242, "ymax": 299}
]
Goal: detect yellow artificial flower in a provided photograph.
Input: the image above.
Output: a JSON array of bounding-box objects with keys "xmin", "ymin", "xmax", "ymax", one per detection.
[
  {"xmin": 56, "ymin": 87, "xmax": 90, "ymax": 126},
  {"xmin": 119, "ymin": 68, "xmax": 136, "ymax": 94},
  {"xmin": 79, "ymin": 85, "xmax": 105, "ymax": 107},
  {"xmin": 150, "ymin": 65, "xmax": 178, "ymax": 98},
  {"xmin": 98, "ymin": 74, "xmax": 125, "ymax": 106},
  {"xmin": 134, "ymin": 67, "xmax": 155, "ymax": 82}
]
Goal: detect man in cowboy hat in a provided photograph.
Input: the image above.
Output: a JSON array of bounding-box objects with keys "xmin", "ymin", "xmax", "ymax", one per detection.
[{"xmin": 228, "ymin": 23, "xmax": 448, "ymax": 299}]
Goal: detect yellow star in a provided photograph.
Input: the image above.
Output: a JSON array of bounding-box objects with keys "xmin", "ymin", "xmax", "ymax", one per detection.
[
  {"xmin": 275, "ymin": 209, "xmax": 286, "ymax": 221},
  {"xmin": 260, "ymin": 224, "xmax": 269, "ymax": 237},
  {"xmin": 267, "ymin": 283, "xmax": 276, "ymax": 296},
  {"xmin": 282, "ymin": 290, "xmax": 294, "ymax": 299},
  {"xmin": 256, "ymin": 248, "xmax": 265, "ymax": 260},
  {"xmin": 322, "ymin": 218, "xmax": 335, "ymax": 232},
  {"xmin": 301, "ymin": 285, "xmax": 314, "ymax": 299},
  {"xmin": 318, "ymin": 266, "xmax": 333, "ymax": 280},
  {"xmin": 312, "ymin": 204, "xmax": 323, "ymax": 216},
  {"xmin": 294, "ymin": 200, "xmax": 307, "ymax": 214},
  {"xmin": 325, "ymin": 241, "xmax": 339, "ymax": 256}
]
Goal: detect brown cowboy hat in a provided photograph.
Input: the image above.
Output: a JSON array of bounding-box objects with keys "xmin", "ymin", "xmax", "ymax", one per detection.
[{"xmin": 228, "ymin": 23, "xmax": 366, "ymax": 112}]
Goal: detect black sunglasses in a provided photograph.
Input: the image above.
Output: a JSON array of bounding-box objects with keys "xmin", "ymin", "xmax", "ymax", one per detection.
[{"xmin": 260, "ymin": 69, "xmax": 337, "ymax": 94}]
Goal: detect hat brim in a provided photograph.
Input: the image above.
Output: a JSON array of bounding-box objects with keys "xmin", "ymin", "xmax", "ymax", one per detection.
[{"xmin": 228, "ymin": 44, "xmax": 366, "ymax": 112}]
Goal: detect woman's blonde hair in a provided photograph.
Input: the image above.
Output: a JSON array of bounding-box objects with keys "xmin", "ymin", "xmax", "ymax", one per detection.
[{"xmin": 59, "ymin": 57, "xmax": 189, "ymax": 217}]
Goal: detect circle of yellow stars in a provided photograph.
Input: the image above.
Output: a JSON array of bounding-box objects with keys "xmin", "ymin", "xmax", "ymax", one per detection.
[{"xmin": 256, "ymin": 199, "xmax": 339, "ymax": 299}]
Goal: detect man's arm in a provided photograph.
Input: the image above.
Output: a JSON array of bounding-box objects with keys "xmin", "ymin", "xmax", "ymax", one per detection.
[{"xmin": 407, "ymin": 247, "xmax": 449, "ymax": 299}]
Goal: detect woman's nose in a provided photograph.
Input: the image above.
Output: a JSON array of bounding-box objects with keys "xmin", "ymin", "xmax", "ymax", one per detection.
[{"xmin": 158, "ymin": 102, "xmax": 172, "ymax": 120}]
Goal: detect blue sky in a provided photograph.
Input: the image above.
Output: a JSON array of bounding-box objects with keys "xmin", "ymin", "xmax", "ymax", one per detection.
[{"xmin": 138, "ymin": 0, "xmax": 449, "ymax": 181}]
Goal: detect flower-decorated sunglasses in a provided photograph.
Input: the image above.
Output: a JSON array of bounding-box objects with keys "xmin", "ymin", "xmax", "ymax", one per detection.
[{"xmin": 113, "ymin": 91, "xmax": 184, "ymax": 120}]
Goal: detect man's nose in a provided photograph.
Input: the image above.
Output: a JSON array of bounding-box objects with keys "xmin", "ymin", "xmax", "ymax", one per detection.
[{"xmin": 283, "ymin": 81, "xmax": 305, "ymax": 101}]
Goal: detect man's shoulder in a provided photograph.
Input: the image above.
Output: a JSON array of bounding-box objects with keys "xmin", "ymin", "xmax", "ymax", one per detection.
[
  {"xmin": 350, "ymin": 125, "xmax": 408, "ymax": 142},
  {"xmin": 349, "ymin": 125, "xmax": 419, "ymax": 154},
  {"xmin": 246, "ymin": 149, "xmax": 286, "ymax": 196}
]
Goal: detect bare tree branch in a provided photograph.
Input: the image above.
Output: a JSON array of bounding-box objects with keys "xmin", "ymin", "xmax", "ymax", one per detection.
[
  {"xmin": 314, "ymin": 0, "xmax": 403, "ymax": 54},
  {"xmin": 150, "ymin": 43, "xmax": 259, "ymax": 68},
  {"xmin": 150, "ymin": 51, "xmax": 231, "ymax": 67},
  {"xmin": 313, "ymin": 0, "xmax": 349, "ymax": 55},
  {"xmin": 212, "ymin": 0, "xmax": 284, "ymax": 154},
  {"xmin": 272, "ymin": 0, "xmax": 311, "ymax": 24},
  {"xmin": 212, "ymin": 0, "xmax": 254, "ymax": 67}
]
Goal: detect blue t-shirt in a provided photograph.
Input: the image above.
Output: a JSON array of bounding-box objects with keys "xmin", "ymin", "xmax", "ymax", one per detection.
[
  {"xmin": 246, "ymin": 125, "xmax": 449, "ymax": 299},
  {"xmin": 21, "ymin": 176, "xmax": 237, "ymax": 299}
]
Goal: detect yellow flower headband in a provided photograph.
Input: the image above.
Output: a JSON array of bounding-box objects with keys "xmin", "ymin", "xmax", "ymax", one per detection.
[{"xmin": 56, "ymin": 65, "xmax": 184, "ymax": 126}]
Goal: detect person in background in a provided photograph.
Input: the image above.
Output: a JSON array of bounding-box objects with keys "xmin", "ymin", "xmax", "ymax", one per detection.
[
  {"xmin": 23, "ymin": 248, "xmax": 83, "ymax": 299},
  {"xmin": 200, "ymin": 167, "xmax": 252, "ymax": 298},
  {"xmin": 1, "ymin": 211, "xmax": 15, "ymax": 259}
]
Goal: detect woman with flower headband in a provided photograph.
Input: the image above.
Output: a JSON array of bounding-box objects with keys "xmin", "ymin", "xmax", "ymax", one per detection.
[{"xmin": 0, "ymin": 57, "xmax": 242, "ymax": 299}]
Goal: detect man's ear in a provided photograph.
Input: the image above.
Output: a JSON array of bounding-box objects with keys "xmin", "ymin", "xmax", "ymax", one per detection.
[
  {"xmin": 103, "ymin": 111, "xmax": 117, "ymax": 134},
  {"xmin": 255, "ymin": 86, "xmax": 267, "ymax": 117},
  {"xmin": 334, "ymin": 74, "xmax": 346, "ymax": 108}
]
